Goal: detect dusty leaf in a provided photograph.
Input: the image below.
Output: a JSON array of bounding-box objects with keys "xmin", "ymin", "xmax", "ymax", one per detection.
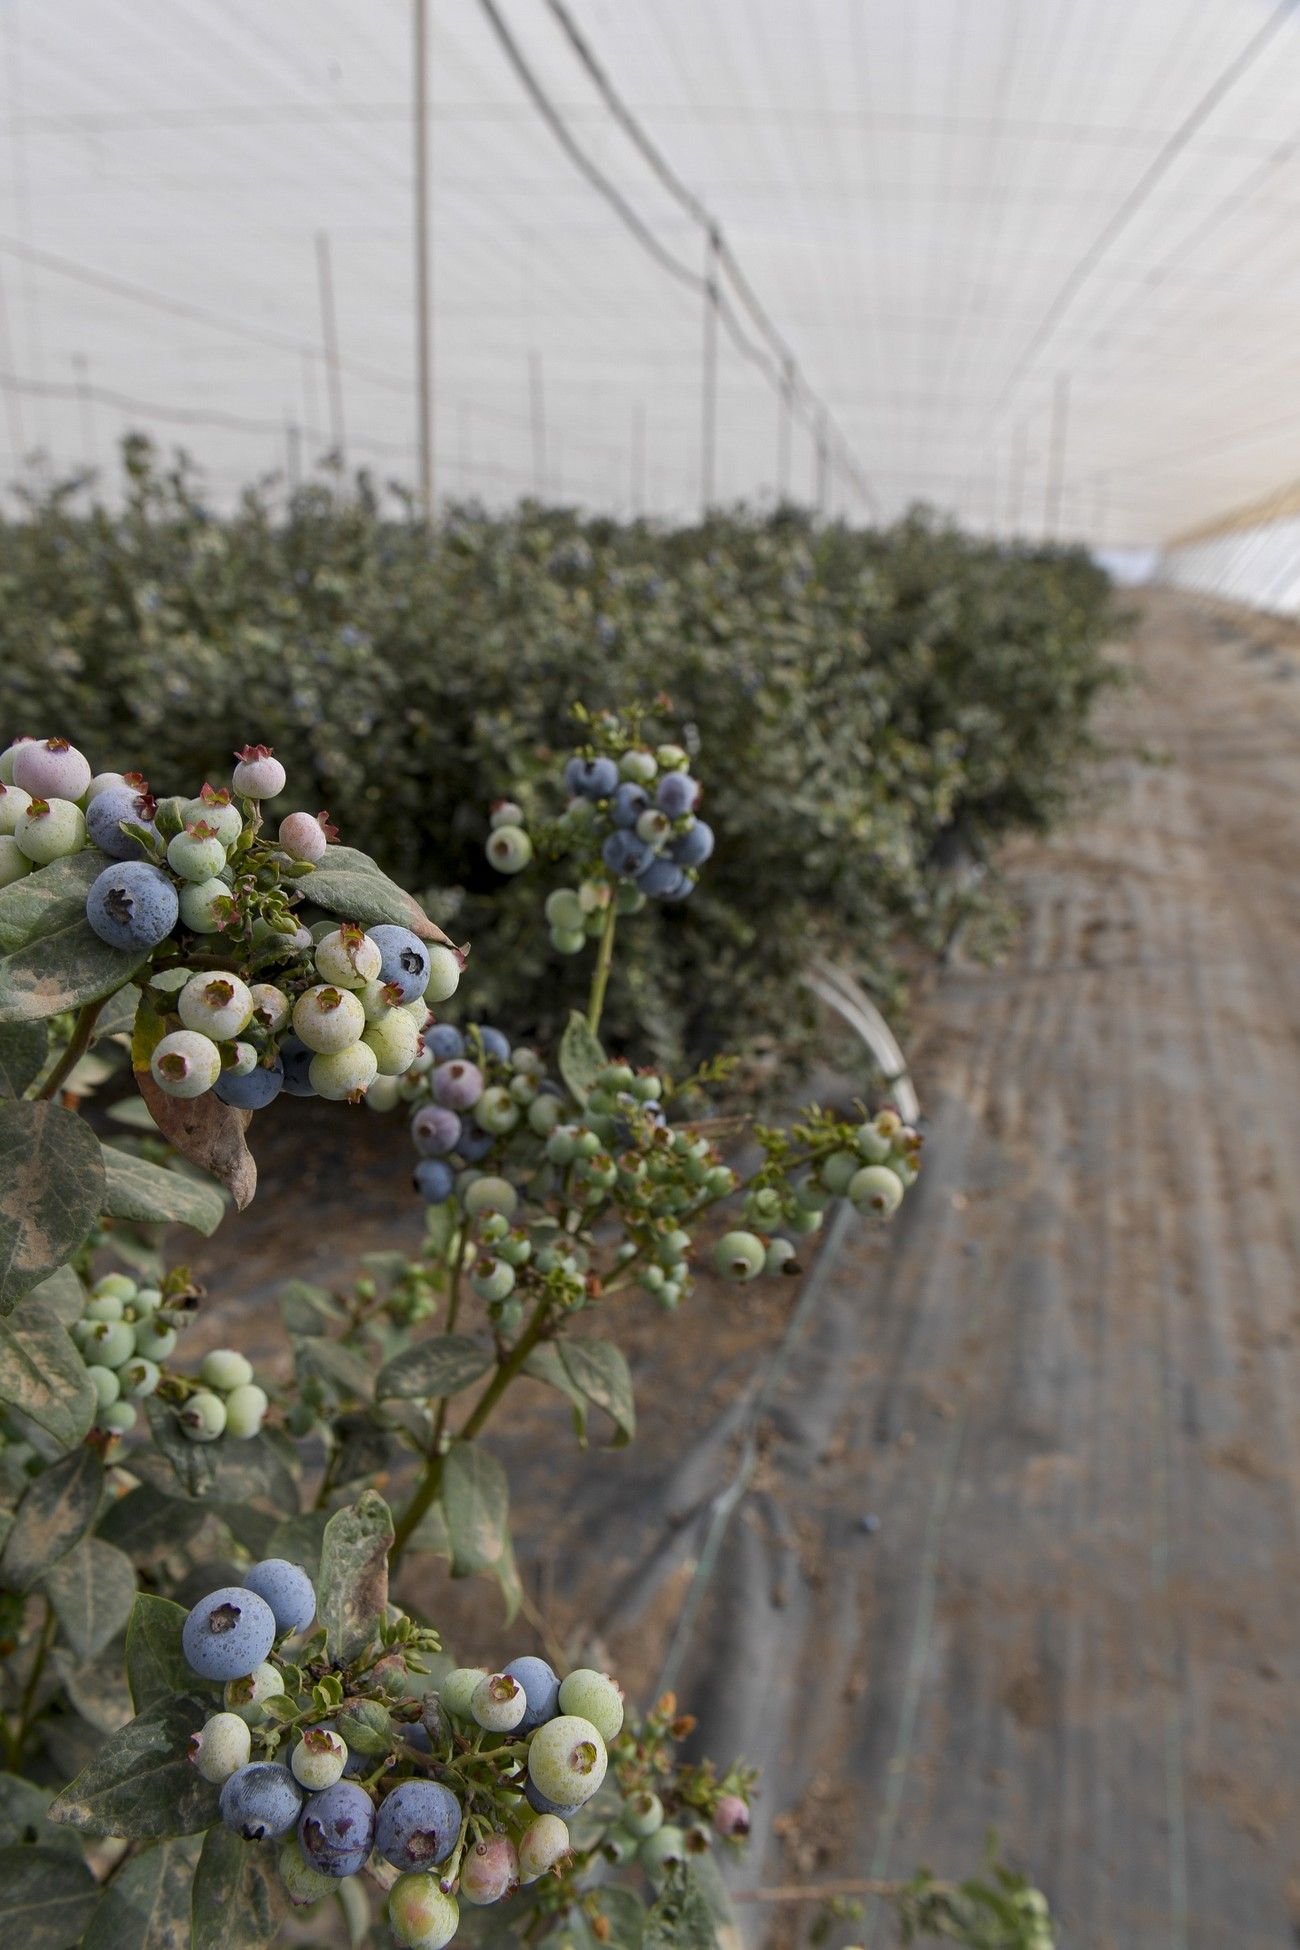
[
  {"xmin": 0, "ymin": 1099, "xmax": 105, "ymax": 1312},
  {"xmin": 47, "ymin": 1696, "xmax": 220, "ymax": 1838},
  {"xmin": 0, "ymin": 1843, "xmax": 99, "ymax": 1947},
  {"xmin": 317, "ymin": 1490, "xmax": 393, "ymax": 1664},
  {"xmin": 0, "ymin": 1020, "xmax": 48, "ymax": 1098},
  {"xmin": 559, "ymin": 1337, "xmax": 636, "ymax": 1445},
  {"xmin": 0, "ymin": 1445, "xmax": 103, "ymax": 1591},
  {"xmin": 441, "ymin": 1441, "xmax": 510, "ymax": 1578},
  {"xmin": 191, "ymin": 1825, "xmax": 290, "ymax": 1950},
  {"xmin": 308, "ymin": 844, "xmax": 455, "ymax": 947},
  {"xmin": 99, "ymin": 1144, "xmax": 227, "ymax": 1235},
  {"xmin": 82, "ymin": 1835, "xmax": 202, "ymax": 1950},
  {"xmin": 43, "ymin": 1537, "xmax": 136, "ymax": 1662},
  {"xmin": 375, "ymin": 1334, "xmax": 493, "ymax": 1402},
  {"xmin": 123, "ymin": 1593, "xmax": 193, "ymax": 1713},
  {"xmin": 0, "ymin": 1293, "xmax": 96, "ymax": 1446},
  {"xmin": 133, "ymin": 1073, "xmax": 256, "ymax": 1210},
  {"xmin": 558, "ymin": 1009, "xmax": 606, "ymax": 1105}
]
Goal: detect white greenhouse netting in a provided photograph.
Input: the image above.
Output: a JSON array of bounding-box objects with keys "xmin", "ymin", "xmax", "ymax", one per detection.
[{"xmin": 3, "ymin": 0, "xmax": 1300, "ymax": 551}]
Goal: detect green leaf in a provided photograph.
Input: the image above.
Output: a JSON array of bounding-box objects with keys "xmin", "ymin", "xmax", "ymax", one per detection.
[
  {"xmin": 25, "ymin": 1264, "xmax": 86, "ymax": 1325},
  {"xmin": 558, "ymin": 1008, "xmax": 606, "ymax": 1105},
  {"xmin": 190, "ymin": 1825, "xmax": 290, "ymax": 1950},
  {"xmin": 0, "ymin": 916, "xmax": 147, "ymax": 1023},
  {"xmin": 292, "ymin": 1333, "xmax": 374, "ymax": 1402},
  {"xmin": 334, "ymin": 1698, "xmax": 393, "ymax": 1756},
  {"xmin": 96, "ymin": 1483, "xmax": 206, "ymax": 1562},
  {"xmin": 264, "ymin": 1510, "xmax": 329, "ymax": 1580},
  {"xmin": 308, "ymin": 845, "xmax": 450, "ymax": 945},
  {"xmin": 0, "ymin": 1445, "xmax": 103, "ymax": 1591},
  {"xmin": 0, "ymin": 850, "xmax": 111, "ymax": 955},
  {"xmin": 43, "ymin": 1537, "xmax": 135, "ymax": 1661},
  {"xmin": 0, "ymin": 1843, "xmax": 99, "ymax": 1947},
  {"xmin": 523, "ymin": 1342, "xmax": 592, "ymax": 1444},
  {"xmin": 441, "ymin": 1441, "xmax": 510, "ymax": 1578},
  {"xmin": 139, "ymin": 1401, "xmax": 300, "ymax": 1509},
  {"xmin": 0, "ymin": 1020, "xmax": 48, "ymax": 1098},
  {"xmin": 644, "ymin": 1867, "xmax": 717, "ymax": 1950},
  {"xmin": 276, "ymin": 1278, "xmax": 339, "ymax": 1335},
  {"xmin": 0, "ymin": 1773, "xmax": 84, "ymax": 1854},
  {"xmin": 124, "ymin": 1594, "xmax": 192, "ymax": 1713},
  {"xmin": 375, "ymin": 1334, "xmax": 493, "ymax": 1403},
  {"xmin": 0, "ymin": 1294, "xmax": 95, "ymax": 1446},
  {"xmin": 0, "ymin": 1099, "xmax": 105, "ymax": 1312},
  {"xmin": 99, "ymin": 1146, "xmax": 226, "ymax": 1235},
  {"xmin": 559, "ymin": 1337, "xmax": 636, "ymax": 1445},
  {"xmin": 317, "ymin": 1490, "xmax": 393, "ymax": 1664},
  {"xmin": 82, "ymin": 1835, "xmax": 202, "ymax": 1950},
  {"xmin": 91, "ymin": 986, "xmax": 140, "ymax": 1045},
  {"xmin": 589, "ymin": 1887, "xmax": 647, "ymax": 1950},
  {"xmin": 47, "ymin": 1696, "xmax": 220, "ymax": 1839}
]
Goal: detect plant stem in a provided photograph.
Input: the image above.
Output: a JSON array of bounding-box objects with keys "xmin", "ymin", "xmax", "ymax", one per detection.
[
  {"xmin": 7, "ymin": 1599, "xmax": 55, "ymax": 1766},
  {"xmin": 586, "ymin": 901, "xmax": 618, "ymax": 1036},
  {"xmin": 389, "ymin": 1292, "xmax": 552, "ymax": 1565},
  {"xmin": 35, "ymin": 997, "xmax": 106, "ymax": 1101},
  {"xmin": 425, "ymin": 1230, "xmax": 470, "ymax": 1462}
]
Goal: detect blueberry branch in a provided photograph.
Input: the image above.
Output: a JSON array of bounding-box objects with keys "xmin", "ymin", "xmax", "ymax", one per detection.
[
  {"xmin": 34, "ymin": 996, "xmax": 106, "ymax": 1102},
  {"xmin": 586, "ymin": 900, "xmax": 618, "ymax": 1036}
]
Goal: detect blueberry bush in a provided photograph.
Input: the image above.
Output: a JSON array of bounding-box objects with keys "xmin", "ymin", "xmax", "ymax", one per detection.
[
  {"xmin": 0, "ymin": 440, "xmax": 1117, "ymax": 1070},
  {"xmin": 0, "ymin": 715, "xmax": 1056, "ymax": 1946}
]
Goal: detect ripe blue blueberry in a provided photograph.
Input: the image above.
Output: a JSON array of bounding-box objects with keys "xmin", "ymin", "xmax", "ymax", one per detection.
[
  {"xmin": 183, "ymin": 1586, "xmax": 277, "ymax": 1681},
  {"xmin": 427, "ymin": 1024, "xmax": 464, "ymax": 1061},
  {"xmin": 411, "ymin": 1105, "xmax": 461, "ymax": 1156},
  {"xmin": 568, "ymin": 756, "xmax": 619, "ymax": 799},
  {"xmin": 602, "ymin": 830, "xmax": 653, "ymax": 879},
  {"xmin": 85, "ymin": 861, "xmax": 179, "ymax": 952},
  {"xmin": 298, "ymin": 1780, "xmax": 376, "ymax": 1877},
  {"xmin": 374, "ymin": 1778, "xmax": 462, "ymax": 1871},
  {"xmin": 655, "ymin": 772, "xmax": 699, "ymax": 817},
  {"xmin": 86, "ymin": 783, "xmax": 157, "ymax": 860},
  {"xmin": 453, "ymin": 1125, "xmax": 495, "ymax": 1163},
  {"xmin": 636, "ymin": 857, "xmax": 687, "ymax": 899},
  {"xmin": 219, "ymin": 1761, "xmax": 302, "ymax": 1840},
  {"xmin": 524, "ymin": 1777, "xmax": 583, "ymax": 1821},
  {"xmin": 414, "ymin": 1159, "xmax": 454, "ymax": 1204},
  {"xmin": 610, "ymin": 782, "xmax": 650, "ymax": 828},
  {"xmin": 215, "ymin": 1057, "xmax": 284, "ymax": 1109},
  {"xmin": 503, "ymin": 1655, "xmax": 560, "ymax": 1731},
  {"xmin": 670, "ymin": 819, "xmax": 714, "ymax": 867},
  {"xmin": 279, "ymin": 1036, "xmax": 317, "ymax": 1098},
  {"xmin": 369, "ymin": 925, "xmax": 432, "ymax": 1004},
  {"xmin": 241, "ymin": 1559, "xmax": 316, "ymax": 1635},
  {"xmin": 473, "ymin": 1025, "xmax": 511, "ymax": 1062}
]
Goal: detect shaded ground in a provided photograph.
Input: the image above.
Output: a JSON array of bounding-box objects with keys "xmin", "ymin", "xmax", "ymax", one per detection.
[{"xmin": 192, "ymin": 589, "xmax": 1300, "ymax": 1949}]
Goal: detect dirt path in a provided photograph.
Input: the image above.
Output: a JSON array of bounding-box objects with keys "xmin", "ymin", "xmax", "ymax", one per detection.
[{"xmin": 193, "ymin": 590, "xmax": 1300, "ymax": 1949}]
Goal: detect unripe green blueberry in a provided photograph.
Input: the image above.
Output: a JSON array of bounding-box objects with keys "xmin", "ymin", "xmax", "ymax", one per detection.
[
  {"xmin": 622, "ymin": 1789, "xmax": 664, "ymax": 1838},
  {"xmin": 471, "ymin": 1671, "xmax": 527, "ymax": 1732},
  {"xmin": 0, "ymin": 836, "xmax": 30, "ymax": 887},
  {"xmin": 796, "ymin": 1177, "xmax": 830, "ymax": 1213},
  {"xmin": 179, "ymin": 1390, "xmax": 227, "ymax": 1442},
  {"xmin": 85, "ymin": 1320, "xmax": 135, "ymax": 1368},
  {"xmin": 890, "ymin": 1155, "xmax": 918, "ymax": 1188},
  {"xmin": 93, "ymin": 1273, "xmax": 136, "ymax": 1302},
  {"xmin": 854, "ymin": 1122, "xmax": 891, "ymax": 1165},
  {"xmin": 358, "ymin": 978, "xmax": 400, "ymax": 1024},
  {"xmin": 309, "ymin": 1042, "xmax": 379, "ymax": 1100},
  {"xmin": 820, "ymin": 1149, "xmax": 862, "ymax": 1195},
  {"xmin": 497, "ymin": 1231, "xmax": 532, "ymax": 1269},
  {"xmin": 470, "ymin": 1258, "xmax": 515, "ymax": 1304},
  {"xmin": 486, "ymin": 823, "xmax": 533, "ymax": 874},
  {"xmin": 85, "ymin": 1292, "xmax": 125, "ymax": 1322},
  {"xmin": 290, "ymin": 1726, "xmax": 348, "ymax": 1790},
  {"xmin": 202, "ymin": 1347, "xmax": 254, "ymax": 1392},
  {"xmin": 639, "ymin": 1825, "xmax": 686, "ymax": 1879},
  {"xmin": 478, "ymin": 1212, "xmax": 510, "ymax": 1245},
  {"xmin": 363, "ymin": 1010, "xmax": 422, "ymax": 1077},
  {"xmin": 439, "ymin": 1667, "xmax": 490, "ymax": 1719},
  {"xmin": 223, "ymin": 1383, "xmax": 270, "ymax": 1438},
  {"xmin": 713, "ymin": 1230, "xmax": 765, "ymax": 1282},
  {"xmin": 0, "ymin": 783, "xmax": 32, "ymax": 835},
  {"xmin": 578, "ymin": 877, "xmax": 610, "ymax": 914},
  {"xmin": 131, "ymin": 1286, "xmax": 163, "ymax": 1312},
  {"xmin": 764, "ymin": 1238, "xmax": 798, "ymax": 1276},
  {"xmin": 388, "ymin": 1876, "xmax": 459, "ymax": 1949},
  {"xmin": 422, "ymin": 945, "xmax": 461, "ymax": 1004},
  {"xmin": 550, "ymin": 926, "xmax": 586, "ymax": 955},
  {"xmin": 615, "ymin": 882, "xmax": 646, "ymax": 914},
  {"xmin": 151, "ymin": 1031, "xmax": 222, "ymax": 1099},
  {"xmin": 462, "ymin": 1175, "xmax": 517, "ymax": 1220},
  {"xmin": 249, "ymin": 983, "xmax": 290, "ymax": 1033},
  {"xmin": 602, "ymin": 1826, "xmax": 639, "ymax": 1866},
  {"xmin": 134, "ymin": 1320, "xmax": 178, "ymax": 1362},
  {"xmin": 278, "ymin": 1836, "xmax": 340, "ymax": 1906},
  {"xmin": 518, "ymin": 1812, "xmax": 570, "ymax": 1882},
  {"xmin": 528, "ymin": 1715, "xmax": 607, "ymax": 1808},
  {"xmin": 15, "ymin": 797, "xmax": 85, "ymax": 864},
  {"xmin": 848, "ymin": 1164, "xmax": 904, "ymax": 1217},
  {"xmin": 543, "ymin": 888, "xmax": 584, "ymax": 935},
  {"xmin": 189, "ymin": 1710, "xmax": 252, "ymax": 1784},
  {"xmin": 225, "ymin": 1040, "xmax": 258, "ymax": 1079},
  {"xmin": 167, "ymin": 827, "xmax": 227, "ymax": 882},
  {"xmin": 178, "ymin": 971, "xmax": 254, "ymax": 1041},
  {"xmin": 316, "ymin": 925, "xmax": 382, "ymax": 988},
  {"xmin": 178, "ymin": 877, "xmax": 231, "ymax": 934},
  {"xmin": 366, "ymin": 1074, "xmax": 404, "ymax": 1112},
  {"xmin": 99, "ymin": 1400, "xmax": 137, "ymax": 1435},
  {"xmin": 507, "ymin": 1072, "xmax": 538, "ymax": 1106},
  {"xmin": 86, "ymin": 1364, "xmax": 121, "ymax": 1409},
  {"xmin": 528, "ymin": 1094, "xmax": 563, "ymax": 1135},
  {"xmin": 490, "ymin": 799, "xmax": 525, "ymax": 830},
  {"xmin": 546, "ymin": 1126, "xmax": 580, "ymax": 1165},
  {"xmin": 293, "ymin": 985, "xmax": 367, "ymax": 1054},
  {"xmin": 473, "ymin": 1086, "xmax": 519, "ymax": 1134},
  {"xmin": 746, "ymin": 1187, "xmax": 783, "ymax": 1223},
  {"xmin": 787, "ymin": 1206, "xmax": 824, "ymax": 1237},
  {"xmin": 619, "ymin": 748, "xmax": 657, "ymax": 783},
  {"xmin": 656, "ymin": 743, "xmax": 687, "ymax": 769},
  {"xmin": 555, "ymin": 1669, "xmax": 624, "ymax": 1743},
  {"xmin": 224, "ymin": 1661, "xmax": 286, "ymax": 1723},
  {"xmin": 119, "ymin": 1357, "xmax": 160, "ymax": 1399}
]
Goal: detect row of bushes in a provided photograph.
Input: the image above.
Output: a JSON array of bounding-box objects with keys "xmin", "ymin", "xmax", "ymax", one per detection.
[{"xmin": 0, "ymin": 440, "xmax": 1117, "ymax": 1067}]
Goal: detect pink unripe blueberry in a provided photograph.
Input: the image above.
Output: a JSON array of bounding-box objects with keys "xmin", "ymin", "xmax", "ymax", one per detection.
[
  {"xmin": 432, "ymin": 1059, "xmax": 484, "ymax": 1111},
  {"xmin": 460, "ymin": 1833, "xmax": 518, "ymax": 1905},
  {"xmin": 12, "ymin": 736, "xmax": 92, "ymax": 802},
  {"xmin": 278, "ymin": 810, "xmax": 332, "ymax": 863},
  {"xmin": 388, "ymin": 1877, "xmax": 459, "ymax": 1949},
  {"xmin": 231, "ymin": 744, "xmax": 286, "ymax": 799},
  {"xmin": 713, "ymin": 1794, "xmax": 751, "ymax": 1838}
]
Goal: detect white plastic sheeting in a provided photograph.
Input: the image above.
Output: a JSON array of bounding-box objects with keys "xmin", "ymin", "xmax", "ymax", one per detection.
[
  {"xmin": 4, "ymin": 0, "xmax": 1300, "ymax": 543},
  {"xmin": 1162, "ymin": 519, "xmax": 1300, "ymax": 614}
]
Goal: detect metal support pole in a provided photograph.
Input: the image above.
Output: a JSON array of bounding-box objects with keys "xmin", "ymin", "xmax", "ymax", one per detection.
[
  {"xmin": 286, "ymin": 420, "xmax": 302, "ymax": 493},
  {"xmin": 1044, "ymin": 372, "xmax": 1070, "ymax": 538},
  {"xmin": 631, "ymin": 402, "xmax": 645, "ymax": 516},
  {"xmin": 1008, "ymin": 421, "xmax": 1027, "ymax": 536},
  {"xmin": 815, "ymin": 414, "xmax": 830, "ymax": 516},
  {"xmin": 777, "ymin": 354, "xmax": 794, "ymax": 502},
  {"xmin": 413, "ymin": 0, "xmax": 434, "ymax": 519},
  {"xmin": 72, "ymin": 353, "xmax": 95, "ymax": 471},
  {"xmin": 529, "ymin": 350, "xmax": 546, "ymax": 498},
  {"xmin": 315, "ymin": 232, "xmax": 347, "ymax": 464},
  {"xmin": 701, "ymin": 226, "xmax": 719, "ymax": 514}
]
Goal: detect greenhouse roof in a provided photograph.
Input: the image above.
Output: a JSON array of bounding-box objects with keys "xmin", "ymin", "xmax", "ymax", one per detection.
[{"xmin": 4, "ymin": 0, "xmax": 1300, "ymax": 543}]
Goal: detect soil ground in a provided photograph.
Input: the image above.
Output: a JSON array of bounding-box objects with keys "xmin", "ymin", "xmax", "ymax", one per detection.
[{"xmin": 191, "ymin": 589, "xmax": 1300, "ymax": 1950}]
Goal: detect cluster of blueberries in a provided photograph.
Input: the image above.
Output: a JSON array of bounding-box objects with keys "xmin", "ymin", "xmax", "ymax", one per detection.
[
  {"xmin": 483, "ymin": 739, "xmax": 714, "ymax": 958},
  {"xmin": 0, "ymin": 736, "xmax": 461, "ymax": 1108},
  {"xmin": 181, "ymin": 1558, "xmax": 629, "ymax": 1947},
  {"xmin": 399, "ymin": 1022, "xmax": 557, "ymax": 1212},
  {"xmin": 66, "ymin": 1270, "xmax": 270, "ymax": 1444}
]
